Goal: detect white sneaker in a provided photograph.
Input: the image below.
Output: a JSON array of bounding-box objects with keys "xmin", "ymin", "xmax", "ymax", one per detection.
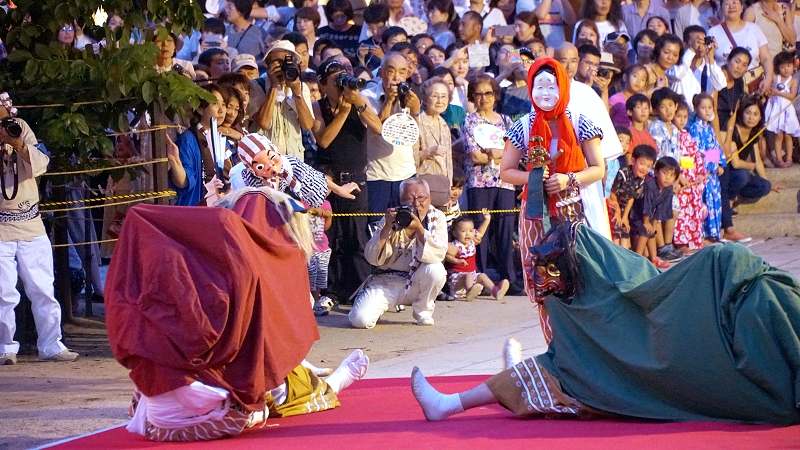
[
  {"xmin": 395, "ymin": 304, "xmax": 405, "ymax": 312},
  {"xmin": 39, "ymin": 349, "xmax": 79, "ymax": 362},
  {"xmin": 0, "ymin": 352, "xmax": 16, "ymax": 365},
  {"xmin": 417, "ymin": 316, "xmax": 434, "ymax": 326}
]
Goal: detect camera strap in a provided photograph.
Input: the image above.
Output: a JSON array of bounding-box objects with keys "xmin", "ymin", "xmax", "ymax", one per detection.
[{"xmin": 0, "ymin": 148, "xmax": 18, "ymax": 201}]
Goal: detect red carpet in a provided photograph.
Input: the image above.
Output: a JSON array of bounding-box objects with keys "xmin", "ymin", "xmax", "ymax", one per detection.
[{"xmin": 50, "ymin": 375, "xmax": 800, "ymax": 449}]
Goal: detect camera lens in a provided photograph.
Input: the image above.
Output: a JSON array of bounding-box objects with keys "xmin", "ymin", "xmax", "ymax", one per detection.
[
  {"xmin": 394, "ymin": 204, "xmax": 414, "ymax": 228},
  {"xmin": 397, "ymin": 82, "xmax": 410, "ymax": 96},
  {"xmin": 1, "ymin": 118, "xmax": 22, "ymax": 139}
]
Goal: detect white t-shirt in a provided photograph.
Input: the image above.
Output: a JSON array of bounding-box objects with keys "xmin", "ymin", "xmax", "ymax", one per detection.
[
  {"xmin": 707, "ymin": 22, "xmax": 768, "ymax": 70},
  {"xmin": 362, "ymin": 83, "xmax": 417, "ymax": 182}
]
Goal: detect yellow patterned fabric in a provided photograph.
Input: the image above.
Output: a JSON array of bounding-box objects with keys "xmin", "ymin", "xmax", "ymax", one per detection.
[
  {"xmin": 266, "ymin": 365, "xmax": 340, "ymax": 418},
  {"xmin": 144, "ymin": 410, "xmax": 250, "ymax": 442}
]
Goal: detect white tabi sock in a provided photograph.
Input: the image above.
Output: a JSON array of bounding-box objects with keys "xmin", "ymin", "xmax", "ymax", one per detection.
[
  {"xmin": 503, "ymin": 338, "xmax": 523, "ymax": 370},
  {"xmin": 411, "ymin": 366, "xmax": 464, "ymax": 421},
  {"xmin": 325, "ymin": 350, "xmax": 369, "ymax": 394}
]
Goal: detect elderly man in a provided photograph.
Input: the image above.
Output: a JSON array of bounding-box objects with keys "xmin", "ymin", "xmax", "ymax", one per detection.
[
  {"xmin": 362, "ymin": 51, "xmax": 421, "ymax": 215},
  {"xmin": 349, "ymin": 178, "xmax": 447, "ymax": 329}
]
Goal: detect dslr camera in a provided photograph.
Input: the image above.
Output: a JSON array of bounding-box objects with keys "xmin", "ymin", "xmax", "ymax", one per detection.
[
  {"xmin": 704, "ymin": 36, "xmax": 715, "ymax": 46},
  {"xmin": 281, "ymin": 54, "xmax": 300, "ymax": 82},
  {"xmin": 396, "ymin": 82, "xmax": 411, "ymax": 98},
  {"xmin": 0, "ymin": 117, "xmax": 22, "ymax": 139},
  {"xmin": 394, "ymin": 204, "xmax": 415, "ymax": 229},
  {"xmin": 596, "ymin": 67, "xmax": 610, "ymax": 78},
  {"xmin": 336, "ymin": 73, "xmax": 367, "ymax": 91}
]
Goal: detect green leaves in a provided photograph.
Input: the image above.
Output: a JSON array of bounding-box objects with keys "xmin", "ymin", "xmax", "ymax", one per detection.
[{"xmin": 0, "ymin": 0, "xmax": 205, "ymax": 172}]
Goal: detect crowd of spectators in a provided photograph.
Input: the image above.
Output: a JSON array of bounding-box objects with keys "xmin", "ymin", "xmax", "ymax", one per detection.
[{"xmin": 50, "ymin": 0, "xmax": 800, "ymax": 323}]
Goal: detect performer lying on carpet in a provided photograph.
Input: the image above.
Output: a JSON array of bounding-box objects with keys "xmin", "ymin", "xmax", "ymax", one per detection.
[
  {"xmin": 107, "ymin": 187, "xmax": 368, "ymax": 442},
  {"xmin": 412, "ymin": 222, "xmax": 800, "ymax": 426}
]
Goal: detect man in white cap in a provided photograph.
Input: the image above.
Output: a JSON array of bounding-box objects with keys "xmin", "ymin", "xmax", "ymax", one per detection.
[
  {"xmin": 251, "ymin": 40, "xmax": 314, "ymax": 162},
  {"xmin": 231, "ymin": 53, "xmax": 260, "ymax": 80}
]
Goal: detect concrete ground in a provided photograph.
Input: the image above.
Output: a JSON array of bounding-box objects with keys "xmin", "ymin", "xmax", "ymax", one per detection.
[{"xmin": 1, "ymin": 237, "xmax": 799, "ymax": 449}]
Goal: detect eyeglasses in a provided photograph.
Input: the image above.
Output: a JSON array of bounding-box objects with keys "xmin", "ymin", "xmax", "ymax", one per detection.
[
  {"xmin": 428, "ymin": 94, "xmax": 449, "ymax": 101},
  {"xmin": 473, "ymin": 91, "xmax": 495, "ymax": 98},
  {"xmin": 62, "ymin": 26, "xmax": 75, "ymax": 32},
  {"xmin": 402, "ymin": 195, "xmax": 429, "ymax": 204},
  {"xmin": 406, "ymin": 58, "xmax": 419, "ymax": 68}
]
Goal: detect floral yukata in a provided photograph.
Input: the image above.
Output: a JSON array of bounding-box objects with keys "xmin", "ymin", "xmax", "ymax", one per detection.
[
  {"xmin": 672, "ymin": 130, "xmax": 707, "ymax": 250},
  {"xmin": 688, "ymin": 120, "xmax": 725, "ymax": 240}
]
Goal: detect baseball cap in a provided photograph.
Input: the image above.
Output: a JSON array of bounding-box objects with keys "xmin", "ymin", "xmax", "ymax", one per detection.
[
  {"xmin": 263, "ymin": 40, "xmax": 301, "ymax": 62},
  {"xmin": 316, "ymin": 60, "xmax": 347, "ymax": 81},
  {"xmin": 232, "ymin": 53, "xmax": 259, "ymax": 72},
  {"xmin": 604, "ymin": 31, "xmax": 631, "ymax": 45}
]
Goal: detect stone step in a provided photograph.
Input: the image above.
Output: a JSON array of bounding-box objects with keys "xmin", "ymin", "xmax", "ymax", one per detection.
[
  {"xmin": 764, "ymin": 167, "xmax": 800, "ymax": 188},
  {"xmin": 734, "ymin": 214, "xmax": 800, "ymax": 239},
  {"xmin": 735, "ymin": 188, "xmax": 799, "ymax": 215}
]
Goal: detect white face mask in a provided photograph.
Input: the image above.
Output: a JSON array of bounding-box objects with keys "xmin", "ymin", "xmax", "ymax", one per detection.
[{"xmin": 531, "ymin": 71, "xmax": 560, "ymax": 112}]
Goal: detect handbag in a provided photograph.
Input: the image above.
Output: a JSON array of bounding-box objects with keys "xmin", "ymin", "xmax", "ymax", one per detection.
[
  {"xmin": 418, "ymin": 173, "xmax": 450, "ymax": 207},
  {"xmin": 721, "ymin": 23, "xmax": 765, "ymax": 94}
]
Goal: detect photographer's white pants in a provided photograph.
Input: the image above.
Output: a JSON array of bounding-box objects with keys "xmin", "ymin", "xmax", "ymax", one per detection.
[
  {"xmin": 349, "ymin": 263, "xmax": 446, "ymax": 329},
  {"xmin": 0, "ymin": 235, "xmax": 67, "ymax": 357}
]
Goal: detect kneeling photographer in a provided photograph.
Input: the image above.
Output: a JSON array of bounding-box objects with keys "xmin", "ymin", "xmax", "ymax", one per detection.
[
  {"xmin": 252, "ymin": 40, "xmax": 314, "ymax": 161},
  {"xmin": 349, "ymin": 178, "xmax": 447, "ymax": 329},
  {"xmin": 0, "ymin": 93, "xmax": 78, "ymax": 365}
]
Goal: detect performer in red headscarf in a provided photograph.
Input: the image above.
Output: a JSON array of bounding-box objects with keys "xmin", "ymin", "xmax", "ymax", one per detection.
[{"xmin": 498, "ymin": 58, "xmax": 607, "ymax": 344}]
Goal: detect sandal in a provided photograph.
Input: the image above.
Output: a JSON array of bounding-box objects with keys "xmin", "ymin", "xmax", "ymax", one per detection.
[
  {"xmin": 651, "ymin": 257, "xmax": 670, "ymax": 269},
  {"xmin": 313, "ymin": 296, "xmax": 335, "ymax": 316}
]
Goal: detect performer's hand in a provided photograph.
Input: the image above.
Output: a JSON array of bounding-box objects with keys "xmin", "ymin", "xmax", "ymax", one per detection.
[
  {"xmin": 332, "ymin": 181, "xmax": 361, "ymax": 199},
  {"xmin": 544, "ymin": 173, "xmax": 569, "ymax": 195}
]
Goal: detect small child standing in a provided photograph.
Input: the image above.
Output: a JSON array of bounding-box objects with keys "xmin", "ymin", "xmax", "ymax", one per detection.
[
  {"xmin": 630, "ymin": 157, "xmax": 680, "ymax": 269},
  {"xmin": 672, "ymin": 99, "xmax": 707, "ymax": 253},
  {"xmin": 610, "ymin": 144, "xmax": 656, "ymax": 249},
  {"xmin": 606, "ymin": 126, "xmax": 631, "ymax": 198},
  {"xmin": 446, "ymin": 169, "xmax": 466, "ymax": 229},
  {"xmin": 626, "ymin": 94, "xmax": 658, "ymax": 166},
  {"xmin": 309, "ymin": 199, "xmax": 334, "ymax": 316},
  {"xmin": 764, "ymin": 51, "xmax": 800, "ymax": 168},
  {"xmin": 688, "ymin": 93, "xmax": 726, "ymax": 243},
  {"xmin": 648, "ymin": 88, "xmax": 683, "ymax": 262},
  {"xmin": 445, "ymin": 213, "xmax": 510, "ymax": 302}
]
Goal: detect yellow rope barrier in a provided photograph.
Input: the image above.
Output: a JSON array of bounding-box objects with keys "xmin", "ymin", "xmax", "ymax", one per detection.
[
  {"xmin": 43, "ymin": 158, "xmax": 169, "ymax": 177},
  {"xmin": 40, "ymin": 190, "xmax": 176, "ymax": 207},
  {"xmin": 52, "ymin": 238, "xmax": 119, "ymax": 248},
  {"xmin": 41, "ymin": 192, "xmax": 175, "ymax": 213},
  {"xmin": 105, "ymin": 124, "xmax": 184, "ymax": 137},
  {"xmin": 730, "ymin": 91, "xmax": 800, "ymax": 158}
]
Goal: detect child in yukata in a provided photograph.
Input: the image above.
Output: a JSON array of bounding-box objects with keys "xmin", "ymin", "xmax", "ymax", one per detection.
[{"xmin": 445, "ymin": 212, "xmax": 510, "ymax": 302}]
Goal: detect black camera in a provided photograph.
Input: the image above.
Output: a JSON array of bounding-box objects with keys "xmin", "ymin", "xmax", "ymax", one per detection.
[
  {"xmin": 0, "ymin": 118, "xmax": 22, "ymax": 139},
  {"xmin": 704, "ymin": 36, "xmax": 715, "ymax": 46},
  {"xmin": 596, "ymin": 67, "xmax": 610, "ymax": 78},
  {"xmin": 396, "ymin": 82, "xmax": 411, "ymax": 97},
  {"xmin": 394, "ymin": 204, "xmax": 415, "ymax": 229},
  {"xmin": 281, "ymin": 54, "xmax": 300, "ymax": 82},
  {"xmin": 336, "ymin": 73, "xmax": 367, "ymax": 91}
]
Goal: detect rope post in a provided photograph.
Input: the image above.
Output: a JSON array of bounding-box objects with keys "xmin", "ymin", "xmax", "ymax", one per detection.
[
  {"xmin": 152, "ymin": 99, "xmax": 169, "ymax": 205},
  {"xmin": 51, "ymin": 181, "xmax": 73, "ymax": 323}
]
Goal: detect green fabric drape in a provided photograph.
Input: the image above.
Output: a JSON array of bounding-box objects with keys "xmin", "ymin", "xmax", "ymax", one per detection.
[{"xmin": 537, "ymin": 225, "xmax": 800, "ymax": 425}]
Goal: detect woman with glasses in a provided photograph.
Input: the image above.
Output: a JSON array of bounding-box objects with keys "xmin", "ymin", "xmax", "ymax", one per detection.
[
  {"xmin": 55, "ymin": 23, "xmax": 75, "ymax": 50},
  {"xmin": 462, "ymin": 75, "xmax": 520, "ymax": 295}
]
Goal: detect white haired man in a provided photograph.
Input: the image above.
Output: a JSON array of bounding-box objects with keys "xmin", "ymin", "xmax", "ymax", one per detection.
[{"xmin": 349, "ymin": 178, "xmax": 447, "ymax": 328}]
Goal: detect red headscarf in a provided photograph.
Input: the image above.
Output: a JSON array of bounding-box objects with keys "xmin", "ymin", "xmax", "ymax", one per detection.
[{"xmin": 526, "ymin": 58, "xmax": 587, "ymax": 176}]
